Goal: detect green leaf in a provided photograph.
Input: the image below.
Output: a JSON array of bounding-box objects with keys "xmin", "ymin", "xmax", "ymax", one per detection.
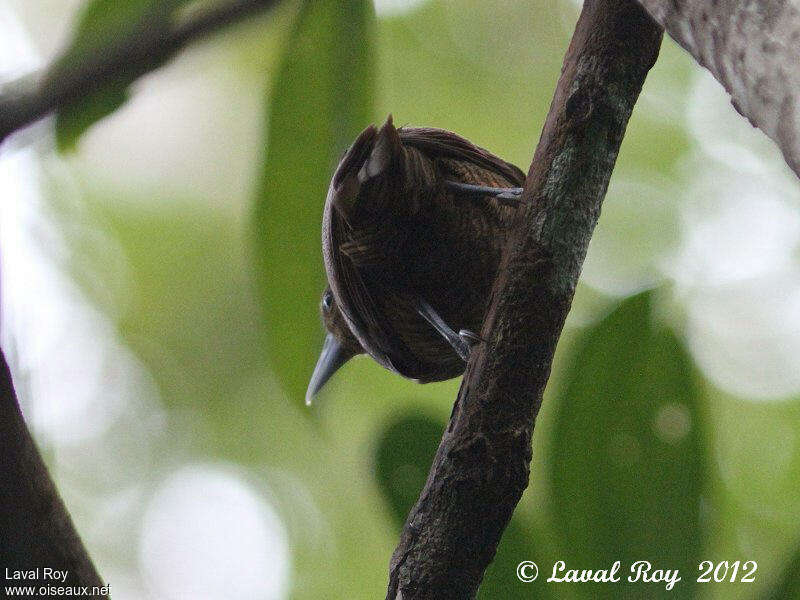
[
  {"xmin": 55, "ymin": 83, "xmax": 129, "ymax": 152},
  {"xmin": 482, "ymin": 523, "xmax": 552, "ymax": 600},
  {"xmin": 374, "ymin": 412, "xmax": 552, "ymax": 599},
  {"xmin": 374, "ymin": 413, "xmax": 442, "ymax": 525},
  {"xmin": 56, "ymin": 0, "xmax": 167, "ymax": 66},
  {"xmin": 550, "ymin": 291, "xmax": 706, "ymax": 599},
  {"xmin": 51, "ymin": 0, "xmax": 178, "ymax": 150},
  {"xmin": 766, "ymin": 550, "xmax": 800, "ymax": 600},
  {"xmin": 252, "ymin": 0, "xmax": 375, "ymax": 407}
]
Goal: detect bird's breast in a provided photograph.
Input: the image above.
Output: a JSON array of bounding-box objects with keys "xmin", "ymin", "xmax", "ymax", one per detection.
[{"xmin": 349, "ymin": 191, "xmax": 514, "ymax": 381}]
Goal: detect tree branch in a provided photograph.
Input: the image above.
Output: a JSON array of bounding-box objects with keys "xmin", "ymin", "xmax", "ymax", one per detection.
[
  {"xmin": 635, "ymin": 0, "xmax": 800, "ymax": 178},
  {"xmin": 0, "ymin": 350, "xmax": 107, "ymax": 596},
  {"xmin": 0, "ymin": 0, "xmax": 278, "ymax": 143},
  {"xmin": 386, "ymin": 1, "xmax": 662, "ymax": 598}
]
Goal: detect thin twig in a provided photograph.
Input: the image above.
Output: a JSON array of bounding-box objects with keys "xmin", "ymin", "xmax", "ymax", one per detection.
[
  {"xmin": 386, "ymin": 1, "xmax": 663, "ymax": 598},
  {"xmin": 0, "ymin": 0, "xmax": 278, "ymax": 143}
]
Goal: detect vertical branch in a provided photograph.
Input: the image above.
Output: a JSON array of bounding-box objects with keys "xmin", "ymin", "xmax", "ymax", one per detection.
[
  {"xmin": 0, "ymin": 351, "xmax": 107, "ymax": 595},
  {"xmin": 386, "ymin": 1, "xmax": 663, "ymax": 598}
]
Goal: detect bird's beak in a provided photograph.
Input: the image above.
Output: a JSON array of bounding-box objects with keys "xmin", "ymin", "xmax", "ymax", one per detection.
[{"xmin": 306, "ymin": 333, "xmax": 353, "ymax": 406}]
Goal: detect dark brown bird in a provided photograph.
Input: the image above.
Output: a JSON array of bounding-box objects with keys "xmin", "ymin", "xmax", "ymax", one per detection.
[{"xmin": 306, "ymin": 116, "xmax": 525, "ymax": 404}]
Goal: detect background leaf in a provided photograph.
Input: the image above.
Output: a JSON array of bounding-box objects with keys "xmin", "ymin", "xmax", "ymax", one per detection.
[
  {"xmin": 252, "ymin": 0, "xmax": 375, "ymax": 407},
  {"xmin": 51, "ymin": 0, "xmax": 182, "ymax": 150},
  {"xmin": 375, "ymin": 412, "xmax": 552, "ymax": 599},
  {"xmin": 549, "ymin": 291, "xmax": 706, "ymax": 599},
  {"xmin": 374, "ymin": 413, "xmax": 443, "ymax": 525},
  {"xmin": 765, "ymin": 549, "xmax": 800, "ymax": 600},
  {"xmin": 56, "ymin": 84, "xmax": 129, "ymax": 152}
]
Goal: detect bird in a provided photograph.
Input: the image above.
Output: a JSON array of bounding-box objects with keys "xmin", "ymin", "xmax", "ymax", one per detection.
[{"xmin": 306, "ymin": 115, "xmax": 526, "ymax": 405}]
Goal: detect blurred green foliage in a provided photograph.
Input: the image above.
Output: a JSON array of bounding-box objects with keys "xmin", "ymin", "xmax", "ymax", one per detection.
[
  {"xmin": 252, "ymin": 0, "xmax": 376, "ymax": 408},
  {"xmin": 766, "ymin": 550, "xmax": 800, "ymax": 599},
  {"xmin": 34, "ymin": 0, "xmax": 800, "ymax": 599},
  {"xmin": 551, "ymin": 291, "xmax": 704, "ymax": 599},
  {"xmin": 375, "ymin": 413, "xmax": 442, "ymax": 526},
  {"xmin": 55, "ymin": 84, "xmax": 128, "ymax": 152},
  {"xmin": 375, "ymin": 413, "xmax": 552, "ymax": 598},
  {"xmin": 52, "ymin": 0, "xmax": 181, "ymax": 150}
]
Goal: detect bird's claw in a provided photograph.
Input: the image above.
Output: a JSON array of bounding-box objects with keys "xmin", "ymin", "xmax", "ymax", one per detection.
[
  {"xmin": 443, "ymin": 180, "xmax": 523, "ymax": 207},
  {"xmin": 458, "ymin": 329, "xmax": 484, "ymax": 347},
  {"xmin": 453, "ymin": 329, "xmax": 485, "ymax": 362}
]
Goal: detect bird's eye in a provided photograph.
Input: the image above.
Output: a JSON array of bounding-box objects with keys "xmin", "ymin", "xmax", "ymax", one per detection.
[{"xmin": 322, "ymin": 291, "xmax": 333, "ymax": 311}]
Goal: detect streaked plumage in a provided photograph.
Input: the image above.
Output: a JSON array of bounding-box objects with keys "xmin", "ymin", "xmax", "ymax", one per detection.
[{"xmin": 307, "ymin": 116, "xmax": 524, "ymax": 403}]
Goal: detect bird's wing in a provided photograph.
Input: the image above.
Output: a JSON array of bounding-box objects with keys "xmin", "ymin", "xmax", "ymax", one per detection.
[
  {"xmin": 328, "ymin": 208, "xmax": 419, "ymax": 377},
  {"xmin": 398, "ymin": 127, "xmax": 526, "ymax": 187}
]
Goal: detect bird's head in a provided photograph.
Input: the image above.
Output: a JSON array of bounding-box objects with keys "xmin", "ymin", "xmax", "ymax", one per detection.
[{"xmin": 305, "ymin": 286, "xmax": 363, "ymax": 405}]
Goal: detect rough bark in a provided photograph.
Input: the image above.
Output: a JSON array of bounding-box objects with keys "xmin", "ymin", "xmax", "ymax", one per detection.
[
  {"xmin": 636, "ymin": 0, "xmax": 800, "ymax": 177},
  {"xmin": 0, "ymin": 351, "xmax": 107, "ymax": 596},
  {"xmin": 0, "ymin": 0, "xmax": 278, "ymax": 143},
  {"xmin": 385, "ymin": 1, "xmax": 662, "ymax": 598}
]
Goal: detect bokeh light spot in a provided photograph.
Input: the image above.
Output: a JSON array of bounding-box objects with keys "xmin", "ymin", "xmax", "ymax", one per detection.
[
  {"xmin": 653, "ymin": 403, "xmax": 692, "ymax": 444},
  {"xmin": 139, "ymin": 464, "xmax": 290, "ymax": 600},
  {"xmin": 373, "ymin": 0, "xmax": 429, "ymax": 17}
]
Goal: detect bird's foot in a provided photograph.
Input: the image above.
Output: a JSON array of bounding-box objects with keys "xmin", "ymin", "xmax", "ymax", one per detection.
[
  {"xmin": 458, "ymin": 329, "xmax": 485, "ymax": 348},
  {"xmin": 443, "ymin": 181, "xmax": 523, "ymax": 207}
]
